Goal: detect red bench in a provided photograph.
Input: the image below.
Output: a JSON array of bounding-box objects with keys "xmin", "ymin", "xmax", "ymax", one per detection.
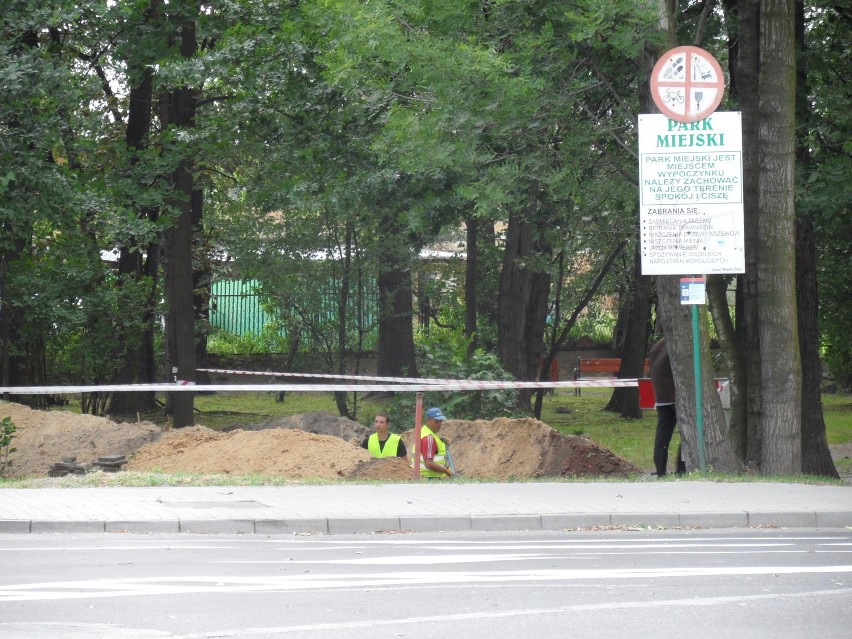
[
  {"xmin": 576, "ymin": 358, "xmax": 650, "ymax": 378},
  {"xmin": 571, "ymin": 357, "xmax": 649, "ymax": 396}
]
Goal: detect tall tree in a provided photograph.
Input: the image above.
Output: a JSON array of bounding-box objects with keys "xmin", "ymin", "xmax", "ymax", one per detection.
[
  {"xmin": 161, "ymin": 1, "xmax": 199, "ymax": 427},
  {"xmin": 756, "ymin": 0, "xmax": 802, "ymax": 474},
  {"xmin": 734, "ymin": 0, "xmax": 766, "ymax": 468},
  {"xmin": 794, "ymin": 0, "xmax": 838, "ymax": 477},
  {"xmin": 497, "ymin": 208, "xmax": 552, "ymax": 409}
]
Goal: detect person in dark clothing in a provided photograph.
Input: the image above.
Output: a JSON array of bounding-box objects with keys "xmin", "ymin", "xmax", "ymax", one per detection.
[
  {"xmin": 361, "ymin": 412, "xmax": 407, "ymax": 459},
  {"xmin": 648, "ymin": 339, "xmax": 685, "ymax": 476}
]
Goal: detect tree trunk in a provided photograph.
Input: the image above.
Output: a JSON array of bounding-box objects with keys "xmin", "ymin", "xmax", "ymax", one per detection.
[
  {"xmin": 706, "ymin": 274, "xmax": 746, "ymax": 462},
  {"xmin": 735, "ymin": 0, "xmax": 764, "ymax": 468},
  {"xmin": 376, "ymin": 250, "xmax": 419, "ymax": 379},
  {"xmin": 796, "ymin": 216, "xmax": 837, "ymax": 476},
  {"xmin": 756, "ymin": 0, "xmax": 801, "ymax": 474},
  {"xmin": 657, "ymin": 276, "xmax": 738, "ymax": 472},
  {"xmin": 497, "ymin": 212, "xmax": 550, "ymax": 410},
  {"xmin": 497, "ymin": 213, "xmax": 534, "ymax": 384},
  {"xmin": 162, "ymin": 7, "xmax": 198, "ymax": 428},
  {"xmin": 0, "ymin": 239, "xmax": 31, "ymax": 391},
  {"xmin": 794, "ymin": 0, "xmax": 837, "ymax": 477},
  {"xmin": 644, "ymin": 0, "xmax": 735, "ymax": 472},
  {"xmin": 334, "ymin": 223, "xmax": 353, "ymax": 419},
  {"xmin": 604, "ymin": 239, "xmax": 652, "ymax": 419}
]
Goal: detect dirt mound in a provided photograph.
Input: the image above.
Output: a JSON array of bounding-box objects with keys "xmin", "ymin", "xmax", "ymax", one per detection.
[
  {"xmin": 223, "ymin": 411, "xmax": 370, "ymax": 444},
  {"xmin": 2, "ymin": 401, "xmax": 638, "ymax": 481},
  {"xmin": 349, "ymin": 456, "xmax": 414, "ymax": 481},
  {"xmin": 0, "ymin": 401, "xmax": 161, "ymax": 479},
  {"xmin": 403, "ymin": 418, "xmax": 639, "ymax": 479},
  {"xmin": 125, "ymin": 427, "xmax": 372, "ymax": 479}
]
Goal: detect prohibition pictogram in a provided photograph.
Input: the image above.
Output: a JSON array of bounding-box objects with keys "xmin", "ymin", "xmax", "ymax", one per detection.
[{"xmin": 650, "ymin": 46, "xmax": 725, "ymax": 123}]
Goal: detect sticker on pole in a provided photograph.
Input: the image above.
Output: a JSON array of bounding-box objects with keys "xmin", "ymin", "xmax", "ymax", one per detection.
[
  {"xmin": 680, "ymin": 277, "xmax": 706, "ymax": 305},
  {"xmin": 651, "ymin": 46, "xmax": 725, "ymax": 123}
]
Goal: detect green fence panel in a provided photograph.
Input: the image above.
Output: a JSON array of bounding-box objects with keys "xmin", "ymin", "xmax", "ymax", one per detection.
[
  {"xmin": 210, "ymin": 279, "xmax": 278, "ymax": 335},
  {"xmin": 209, "ymin": 278, "xmax": 379, "ymax": 349}
]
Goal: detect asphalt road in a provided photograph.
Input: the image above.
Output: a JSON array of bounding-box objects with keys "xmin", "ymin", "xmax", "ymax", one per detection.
[{"xmin": 1, "ymin": 528, "xmax": 850, "ymax": 638}]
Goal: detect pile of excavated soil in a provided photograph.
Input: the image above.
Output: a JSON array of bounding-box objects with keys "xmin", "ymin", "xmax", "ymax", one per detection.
[
  {"xmin": 349, "ymin": 456, "xmax": 414, "ymax": 481},
  {"xmin": 124, "ymin": 427, "xmax": 373, "ymax": 479},
  {"xmin": 0, "ymin": 401, "xmax": 161, "ymax": 479},
  {"xmin": 2, "ymin": 401, "xmax": 639, "ymax": 481},
  {"xmin": 403, "ymin": 418, "xmax": 640, "ymax": 479},
  {"xmin": 223, "ymin": 411, "xmax": 371, "ymax": 445}
]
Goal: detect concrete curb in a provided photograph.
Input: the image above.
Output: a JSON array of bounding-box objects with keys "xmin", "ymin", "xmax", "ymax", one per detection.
[{"xmin": 2, "ymin": 511, "xmax": 850, "ymax": 535}]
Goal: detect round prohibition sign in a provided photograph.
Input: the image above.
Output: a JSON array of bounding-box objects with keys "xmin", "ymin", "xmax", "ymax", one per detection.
[{"xmin": 651, "ymin": 46, "xmax": 725, "ymax": 123}]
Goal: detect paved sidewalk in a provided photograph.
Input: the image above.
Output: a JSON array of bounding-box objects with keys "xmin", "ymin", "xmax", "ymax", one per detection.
[{"xmin": 0, "ymin": 481, "xmax": 850, "ymax": 535}]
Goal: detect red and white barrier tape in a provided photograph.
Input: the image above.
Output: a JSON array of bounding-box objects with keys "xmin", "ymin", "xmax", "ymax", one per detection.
[
  {"xmin": 0, "ymin": 378, "xmax": 638, "ymax": 395},
  {"xmin": 197, "ymin": 368, "xmax": 452, "ymax": 384}
]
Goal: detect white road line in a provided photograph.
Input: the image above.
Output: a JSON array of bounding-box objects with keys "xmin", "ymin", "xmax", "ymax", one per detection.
[
  {"xmin": 0, "ymin": 541, "xmax": 838, "ymax": 553},
  {"xmin": 0, "ymin": 546, "xmax": 238, "ymax": 552},
  {"xmin": 221, "ymin": 548, "xmax": 852, "ymax": 565},
  {"xmin": 254, "ymin": 535, "xmax": 849, "ymax": 546},
  {"xmin": 1, "ymin": 565, "xmax": 851, "ymax": 602}
]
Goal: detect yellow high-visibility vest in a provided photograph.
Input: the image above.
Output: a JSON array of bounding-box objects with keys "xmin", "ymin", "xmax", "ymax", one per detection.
[
  {"xmin": 411, "ymin": 424, "xmax": 447, "ymax": 478},
  {"xmin": 367, "ymin": 432, "xmax": 402, "ymax": 458}
]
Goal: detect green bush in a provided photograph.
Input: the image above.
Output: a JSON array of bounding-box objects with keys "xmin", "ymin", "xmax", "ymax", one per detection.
[
  {"xmin": 387, "ymin": 322, "xmax": 523, "ymax": 426},
  {"xmin": 0, "ymin": 416, "xmax": 17, "ymax": 477},
  {"xmin": 207, "ymin": 325, "xmax": 294, "ymax": 356},
  {"xmin": 564, "ymin": 303, "xmax": 616, "ymax": 345}
]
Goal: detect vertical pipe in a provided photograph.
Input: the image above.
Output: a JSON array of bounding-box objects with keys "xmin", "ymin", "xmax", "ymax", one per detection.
[{"xmin": 413, "ymin": 392, "xmax": 423, "ymax": 480}]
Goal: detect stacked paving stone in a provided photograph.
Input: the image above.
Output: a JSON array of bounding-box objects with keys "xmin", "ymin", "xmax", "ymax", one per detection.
[
  {"xmin": 92, "ymin": 455, "xmax": 128, "ymax": 473},
  {"xmin": 47, "ymin": 455, "xmax": 128, "ymax": 477},
  {"xmin": 48, "ymin": 457, "xmax": 89, "ymax": 477}
]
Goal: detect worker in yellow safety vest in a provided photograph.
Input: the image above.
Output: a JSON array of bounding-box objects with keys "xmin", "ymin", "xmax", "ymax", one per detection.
[
  {"xmin": 361, "ymin": 412, "xmax": 407, "ymax": 459},
  {"xmin": 413, "ymin": 407, "xmax": 454, "ymax": 479}
]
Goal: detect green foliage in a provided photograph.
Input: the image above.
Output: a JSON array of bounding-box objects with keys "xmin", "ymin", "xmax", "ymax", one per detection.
[
  {"xmin": 798, "ymin": 5, "xmax": 852, "ymax": 390},
  {"xmin": 207, "ymin": 326, "xmax": 294, "ymax": 357},
  {"xmin": 565, "ymin": 303, "xmax": 617, "ymax": 346},
  {"xmin": 0, "ymin": 0, "xmax": 845, "ymax": 456},
  {"xmin": 386, "ymin": 318, "xmax": 523, "ymax": 426},
  {"xmin": 0, "ymin": 417, "xmax": 17, "ymax": 477}
]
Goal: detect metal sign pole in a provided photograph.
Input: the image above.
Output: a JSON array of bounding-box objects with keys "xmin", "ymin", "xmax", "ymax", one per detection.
[
  {"xmin": 692, "ymin": 304, "xmax": 707, "ymax": 472},
  {"xmin": 412, "ymin": 392, "xmax": 423, "ymax": 480}
]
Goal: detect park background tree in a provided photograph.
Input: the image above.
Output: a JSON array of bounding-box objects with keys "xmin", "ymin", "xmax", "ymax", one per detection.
[{"xmin": 1, "ymin": 0, "xmax": 843, "ymax": 474}]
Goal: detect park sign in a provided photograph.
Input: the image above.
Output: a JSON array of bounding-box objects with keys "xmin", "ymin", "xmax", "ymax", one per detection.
[
  {"xmin": 640, "ymin": 46, "xmax": 744, "ymax": 276},
  {"xmin": 639, "ymin": 112, "xmax": 745, "ymax": 275},
  {"xmin": 650, "ymin": 45, "xmax": 725, "ymax": 124}
]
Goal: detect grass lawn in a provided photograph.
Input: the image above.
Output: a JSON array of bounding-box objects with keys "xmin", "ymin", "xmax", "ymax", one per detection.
[
  {"xmin": 823, "ymin": 393, "xmax": 852, "ymax": 443},
  {"xmin": 538, "ymin": 388, "xmax": 663, "ymax": 470},
  {"xmin": 191, "ymin": 388, "xmax": 851, "ymax": 473},
  {"xmin": 36, "ymin": 388, "xmax": 851, "ymax": 475}
]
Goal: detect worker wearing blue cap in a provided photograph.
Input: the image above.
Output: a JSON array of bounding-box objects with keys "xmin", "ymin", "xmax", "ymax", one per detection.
[{"xmin": 414, "ymin": 407, "xmax": 454, "ymax": 479}]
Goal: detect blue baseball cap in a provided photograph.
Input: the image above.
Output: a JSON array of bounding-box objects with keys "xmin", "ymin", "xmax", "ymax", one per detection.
[{"xmin": 425, "ymin": 407, "xmax": 446, "ymax": 420}]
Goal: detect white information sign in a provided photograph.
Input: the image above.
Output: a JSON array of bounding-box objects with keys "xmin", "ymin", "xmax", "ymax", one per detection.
[{"xmin": 639, "ymin": 112, "xmax": 745, "ymax": 275}]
